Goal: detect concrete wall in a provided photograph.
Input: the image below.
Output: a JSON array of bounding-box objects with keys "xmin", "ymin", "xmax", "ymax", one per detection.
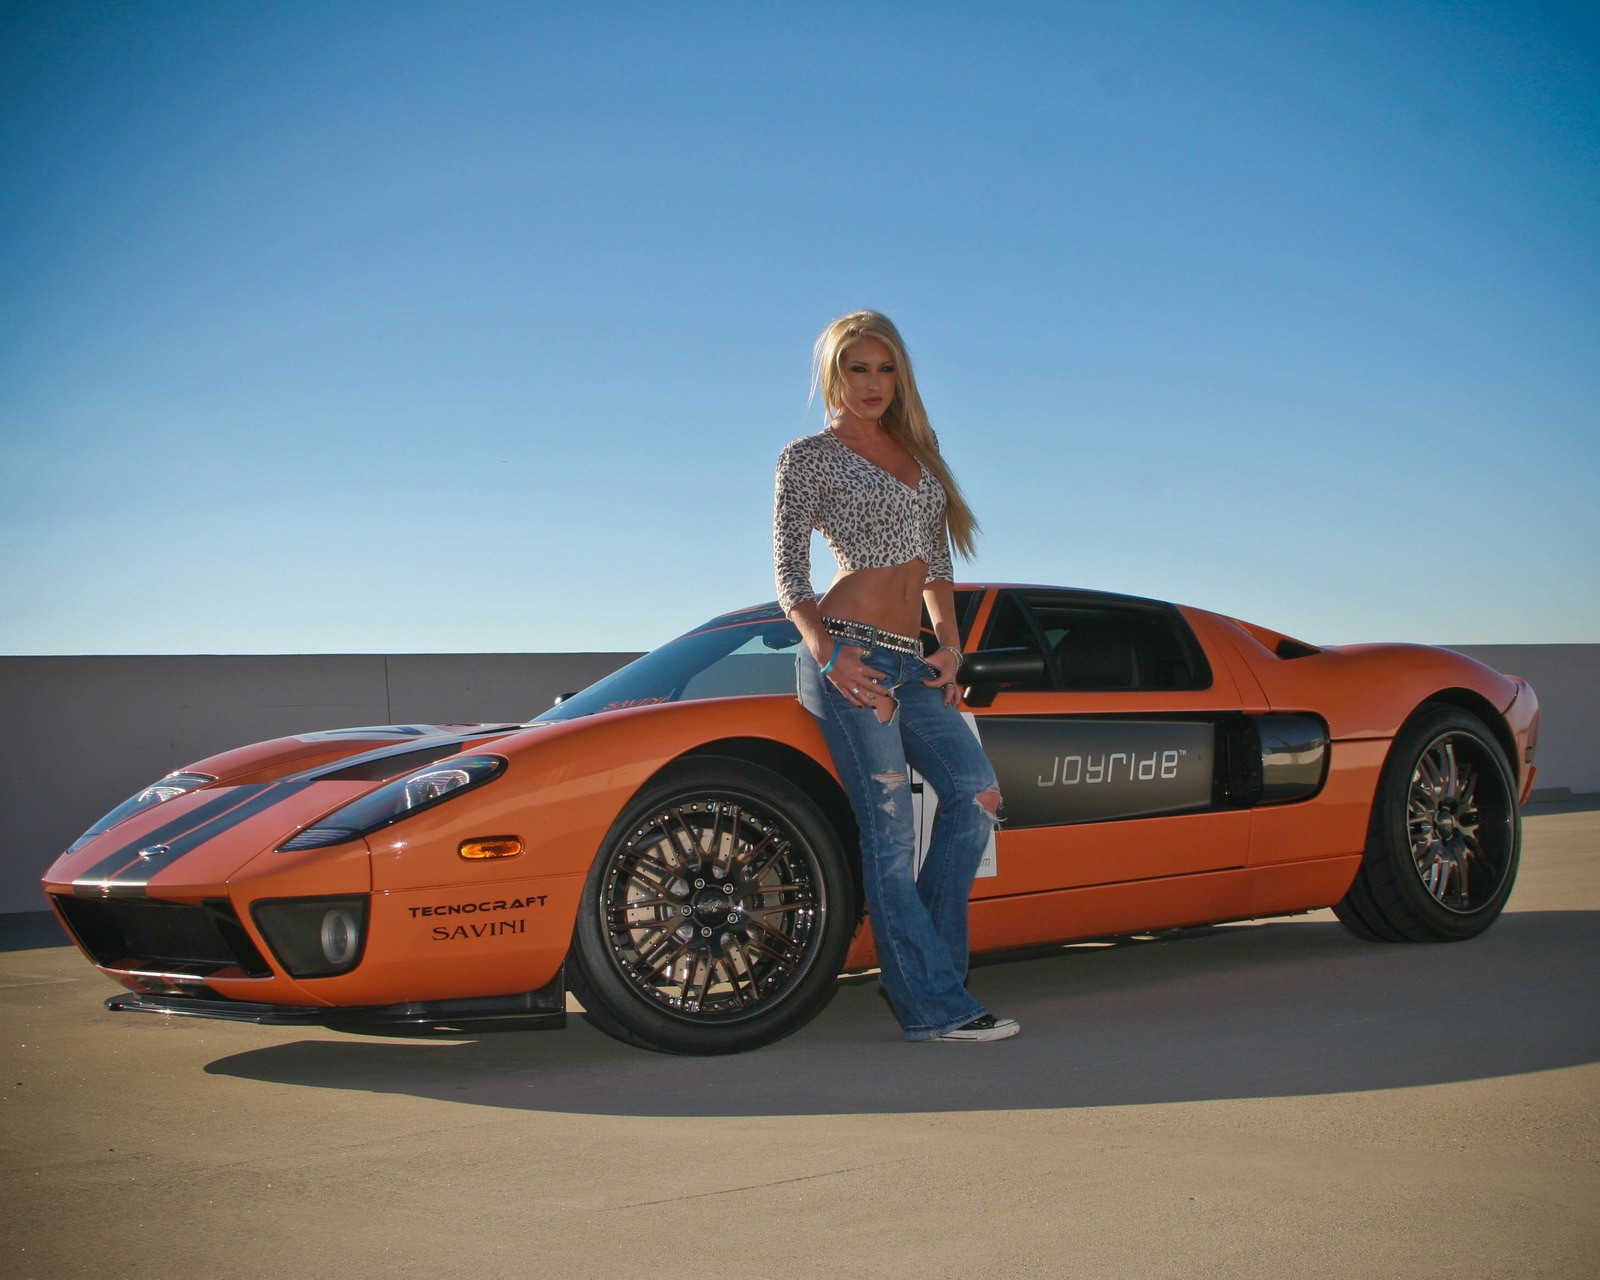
[
  {"xmin": 3, "ymin": 645, "xmax": 1593, "ymax": 917},
  {"xmin": 0, "ymin": 652, "xmax": 638, "ymax": 915}
]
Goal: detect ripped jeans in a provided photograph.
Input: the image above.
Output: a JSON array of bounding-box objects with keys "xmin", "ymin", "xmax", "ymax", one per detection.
[{"xmin": 798, "ymin": 643, "xmax": 1001, "ymax": 1040}]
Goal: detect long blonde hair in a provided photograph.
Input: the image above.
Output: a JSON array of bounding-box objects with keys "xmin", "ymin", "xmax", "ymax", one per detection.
[{"xmin": 810, "ymin": 310, "xmax": 981, "ymax": 560}]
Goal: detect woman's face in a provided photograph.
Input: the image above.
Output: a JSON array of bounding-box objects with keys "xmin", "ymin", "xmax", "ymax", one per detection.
[{"xmin": 836, "ymin": 337, "xmax": 897, "ymax": 424}]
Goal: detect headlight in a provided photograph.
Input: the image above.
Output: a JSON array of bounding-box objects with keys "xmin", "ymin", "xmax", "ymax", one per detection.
[
  {"xmin": 67, "ymin": 771, "xmax": 217, "ymax": 852},
  {"xmin": 278, "ymin": 754, "xmax": 507, "ymax": 850},
  {"xmin": 252, "ymin": 897, "xmax": 369, "ymax": 977}
]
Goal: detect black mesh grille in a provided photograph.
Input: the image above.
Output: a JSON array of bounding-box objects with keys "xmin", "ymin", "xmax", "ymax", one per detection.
[{"xmin": 54, "ymin": 896, "xmax": 272, "ymax": 977}]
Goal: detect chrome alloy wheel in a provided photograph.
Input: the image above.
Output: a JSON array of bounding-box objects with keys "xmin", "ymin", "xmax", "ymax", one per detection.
[
  {"xmin": 598, "ymin": 797, "xmax": 826, "ymax": 1021},
  {"xmin": 1406, "ymin": 731, "xmax": 1515, "ymax": 913}
]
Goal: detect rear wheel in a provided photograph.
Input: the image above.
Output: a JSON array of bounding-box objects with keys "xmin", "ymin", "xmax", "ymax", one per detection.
[
  {"xmin": 568, "ymin": 757, "xmax": 855, "ymax": 1054},
  {"xmin": 1334, "ymin": 705, "xmax": 1520, "ymax": 942}
]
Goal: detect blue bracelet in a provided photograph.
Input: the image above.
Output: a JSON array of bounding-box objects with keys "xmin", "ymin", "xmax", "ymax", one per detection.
[{"xmin": 818, "ymin": 645, "xmax": 839, "ymax": 677}]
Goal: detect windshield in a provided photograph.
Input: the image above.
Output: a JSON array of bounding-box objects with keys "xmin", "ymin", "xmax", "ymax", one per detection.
[{"xmin": 534, "ymin": 606, "xmax": 802, "ymax": 722}]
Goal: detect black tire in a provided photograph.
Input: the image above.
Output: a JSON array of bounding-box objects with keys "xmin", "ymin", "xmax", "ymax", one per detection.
[
  {"xmin": 1334, "ymin": 705, "xmax": 1520, "ymax": 943},
  {"xmin": 567, "ymin": 757, "xmax": 856, "ymax": 1054}
]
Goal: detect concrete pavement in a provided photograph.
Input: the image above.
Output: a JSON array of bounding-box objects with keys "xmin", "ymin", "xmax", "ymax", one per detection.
[{"xmin": 3, "ymin": 802, "xmax": 1596, "ymax": 1279}]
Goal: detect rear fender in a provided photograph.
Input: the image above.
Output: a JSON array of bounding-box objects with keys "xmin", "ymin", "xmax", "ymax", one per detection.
[{"xmin": 1197, "ymin": 611, "xmax": 1521, "ymax": 741}]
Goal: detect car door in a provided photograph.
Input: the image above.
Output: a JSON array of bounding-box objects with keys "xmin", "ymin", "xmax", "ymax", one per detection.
[{"xmin": 962, "ymin": 588, "xmax": 1254, "ymax": 898}]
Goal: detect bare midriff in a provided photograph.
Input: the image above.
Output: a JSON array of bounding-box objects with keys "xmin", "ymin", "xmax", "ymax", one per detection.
[{"xmin": 818, "ymin": 558, "xmax": 931, "ymax": 639}]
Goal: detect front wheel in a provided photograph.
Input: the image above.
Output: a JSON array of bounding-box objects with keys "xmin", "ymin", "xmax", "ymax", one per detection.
[
  {"xmin": 568, "ymin": 757, "xmax": 856, "ymax": 1054},
  {"xmin": 1334, "ymin": 705, "xmax": 1520, "ymax": 942}
]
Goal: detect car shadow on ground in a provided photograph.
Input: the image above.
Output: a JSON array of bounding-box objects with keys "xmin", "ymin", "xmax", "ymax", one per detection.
[{"xmin": 204, "ymin": 909, "xmax": 1600, "ymax": 1116}]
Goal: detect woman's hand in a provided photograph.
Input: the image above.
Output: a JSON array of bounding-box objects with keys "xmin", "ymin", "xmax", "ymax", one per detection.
[
  {"xmin": 822, "ymin": 643, "xmax": 889, "ymax": 710},
  {"xmin": 921, "ymin": 645, "xmax": 962, "ymax": 707}
]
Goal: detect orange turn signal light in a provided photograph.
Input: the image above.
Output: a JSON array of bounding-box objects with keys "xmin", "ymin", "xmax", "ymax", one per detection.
[{"xmin": 458, "ymin": 836, "xmax": 524, "ymax": 860}]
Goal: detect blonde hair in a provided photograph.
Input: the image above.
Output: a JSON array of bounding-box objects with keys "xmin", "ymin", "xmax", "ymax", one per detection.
[{"xmin": 810, "ymin": 310, "xmax": 981, "ymax": 560}]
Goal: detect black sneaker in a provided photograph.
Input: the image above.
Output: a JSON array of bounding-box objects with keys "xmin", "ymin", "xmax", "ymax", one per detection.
[{"xmin": 930, "ymin": 1013, "xmax": 1020, "ymax": 1042}]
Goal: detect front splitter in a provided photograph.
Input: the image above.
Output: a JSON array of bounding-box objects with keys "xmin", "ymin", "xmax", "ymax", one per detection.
[{"xmin": 106, "ymin": 970, "xmax": 567, "ymax": 1029}]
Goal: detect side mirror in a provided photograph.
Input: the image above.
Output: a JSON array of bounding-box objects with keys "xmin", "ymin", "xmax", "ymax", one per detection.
[
  {"xmin": 552, "ymin": 691, "xmax": 578, "ymax": 705},
  {"xmin": 958, "ymin": 647, "xmax": 1046, "ymax": 707}
]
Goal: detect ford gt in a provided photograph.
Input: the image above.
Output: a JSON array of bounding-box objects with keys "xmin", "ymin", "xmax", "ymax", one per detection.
[{"xmin": 40, "ymin": 585, "xmax": 1540, "ymax": 1054}]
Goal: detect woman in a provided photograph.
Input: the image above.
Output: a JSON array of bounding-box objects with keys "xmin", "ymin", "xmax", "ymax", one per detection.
[{"xmin": 773, "ymin": 310, "xmax": 1016, "ymax": 1043}]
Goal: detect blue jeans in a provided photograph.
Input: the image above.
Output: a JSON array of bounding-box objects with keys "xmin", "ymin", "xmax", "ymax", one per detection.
[{"xmin": 798, "ymin": 644, "xmax": 1001, "ymax": 1040}]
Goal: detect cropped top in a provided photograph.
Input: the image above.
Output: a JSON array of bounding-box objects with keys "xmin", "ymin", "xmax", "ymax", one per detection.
[{"xmin": 772, "ymin": 429, "xmax": 953, "ymax": 614}]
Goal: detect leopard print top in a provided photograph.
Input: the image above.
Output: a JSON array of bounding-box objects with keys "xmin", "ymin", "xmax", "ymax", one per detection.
[{"xmin": 772, "ymin": 429, "xmax": 953, "ymax": 614}]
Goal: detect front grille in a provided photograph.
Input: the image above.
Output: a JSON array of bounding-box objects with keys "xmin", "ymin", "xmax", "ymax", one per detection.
[{"xmin": 54, "ymin": 896, "xmax": 272, "ymax": 977}]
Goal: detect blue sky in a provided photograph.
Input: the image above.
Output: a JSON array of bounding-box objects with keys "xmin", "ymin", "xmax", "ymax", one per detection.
[{"xmin": 2, "ymin": 0, "xmax": 1595, "ymax": 654}]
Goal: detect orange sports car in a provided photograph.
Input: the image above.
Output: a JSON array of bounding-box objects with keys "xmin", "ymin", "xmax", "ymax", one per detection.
[{"xmin": 41, "ymin": 586, "xmax": 1540, "ymax": 1054}]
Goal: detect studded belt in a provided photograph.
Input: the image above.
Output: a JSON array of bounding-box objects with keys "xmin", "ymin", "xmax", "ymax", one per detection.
[{"xmin": 821, "ymin": 615, "xmax": 922, "ymax": 656}]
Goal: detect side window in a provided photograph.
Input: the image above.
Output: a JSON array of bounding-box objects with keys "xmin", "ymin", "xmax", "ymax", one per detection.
[{"xmin": 980, "ymin": 591, "xmax": 1211, "ymax": 692}]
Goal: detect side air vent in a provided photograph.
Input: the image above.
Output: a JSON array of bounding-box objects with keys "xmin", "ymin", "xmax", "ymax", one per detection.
[
  {"xmin": 1221, "ymin": 713, "xmax": 1329, "ymax": 806},
  {"xmin": 323, "ymin": 741, "xmax": 470, "ymax": 783},
  {"xmin": 279, "ymin": 826, "xmax": 361, "ymax": 851}
]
